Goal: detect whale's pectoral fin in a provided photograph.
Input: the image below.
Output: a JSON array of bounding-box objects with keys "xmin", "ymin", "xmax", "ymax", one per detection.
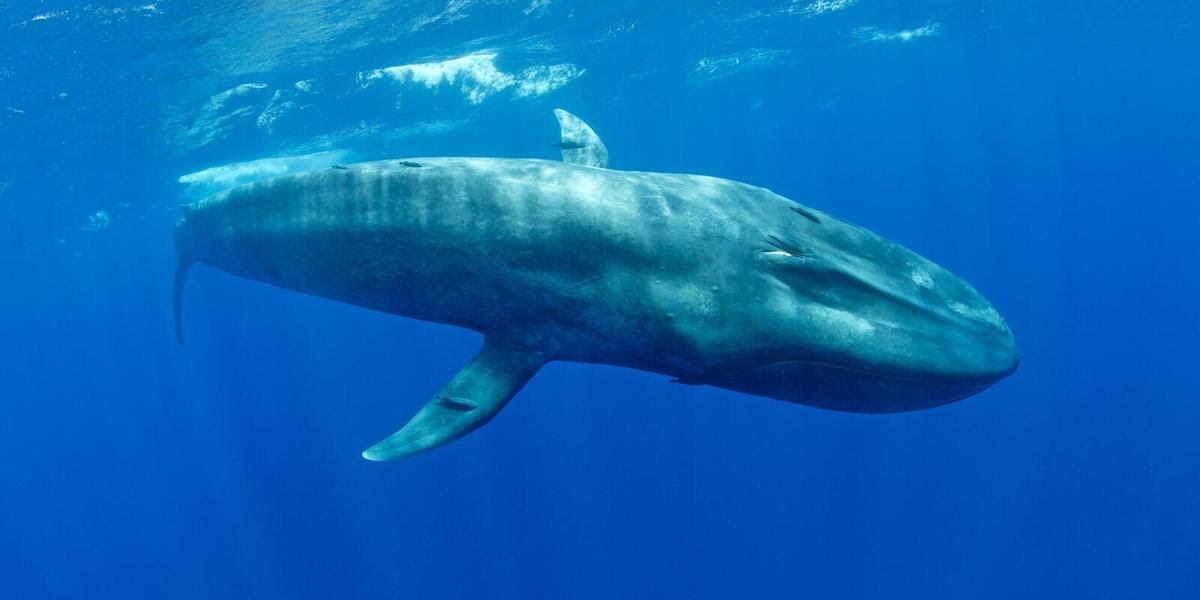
[
  {"xmin": 361, "ymin": 339, "xmax": 545, "ymax": 461},
  {"xmin": 553, "ymin": 108, "xmax": 609, "ymax": 168}
]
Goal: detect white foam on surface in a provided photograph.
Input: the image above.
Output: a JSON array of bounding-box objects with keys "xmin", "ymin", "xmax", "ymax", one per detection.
[
  {"xmin": 30, "ymin": 10, "xmax": 69, "ymax": 22},
  {"xmin": 790, "ymin": 0, "xmax": 856, "ymax": 16},
  {"xmin": 736, "ymin": 0, "xmax": 854, "ymax": 21},
  {"xmin": 205, "ymin": 83, "xmax": 270, "ymax": 109},
  {"xmin": 359, "ymin": 52, "xmax": 583, "ymax": 104},
  {"xmin": 854, "ymin": 23, "xmax": 942, "ymax": 43},
  {"xmin": 690, "ymin": 49, "xmax": 788, "ymax": 83},
  {"xmin": 515, "ymin": 64, "xmax": 585, "ymax": 97},
  {"xmin": 524, "ymin": 0, "xmax": 553, "ymax": 15},
  {"xmin": 363, "ymin": 53, "xmax": 515, "ymax": 104},
  {"xmin": 256, "ymin": 90, "xmax": 297, "ymax": 133},
  {"xmin": 410, "ymin": 0, "xmax": 477, "ymax": 32},
  {"xmin": 175, "ymin": 82, "xmax": 271, "ymax": 149}
]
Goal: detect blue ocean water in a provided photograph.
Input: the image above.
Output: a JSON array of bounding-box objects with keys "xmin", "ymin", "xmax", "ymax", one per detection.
[{"xmin": 2, "ymin": 1, "xmax": 1198, "ymax": 597}]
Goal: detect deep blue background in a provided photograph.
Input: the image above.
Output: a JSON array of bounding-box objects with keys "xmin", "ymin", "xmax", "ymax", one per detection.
[{"xmin": 2, "ymin": 1, "xmax": 1198, "ymax": 598}]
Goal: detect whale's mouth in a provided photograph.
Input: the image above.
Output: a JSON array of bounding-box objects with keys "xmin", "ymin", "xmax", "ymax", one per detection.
[
  {"xmin": 711, "ymin": 355, "xmax": 1019, "ymax": 414},
  {"xmin": 749, "ymin": 357, "xmax": 1020, "ymax": 390}
]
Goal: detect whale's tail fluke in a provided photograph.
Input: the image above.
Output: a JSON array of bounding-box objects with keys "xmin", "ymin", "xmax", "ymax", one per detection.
[
  {"xmin": 361, "ymin": 338, "xmax": 545, "ymax": 461},
  {"xmin": 173, "ymin": 256, "xmax": 190, "ymax": 343}
]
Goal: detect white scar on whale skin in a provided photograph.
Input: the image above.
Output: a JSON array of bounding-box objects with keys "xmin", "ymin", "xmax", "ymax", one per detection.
[
  {"xmin": 911, "ymin": 268, "xmax": 934, "ymax": 289},
  {"xmin": 174, "ymin": 109, "xmax": 1018, "ymax": 460}
]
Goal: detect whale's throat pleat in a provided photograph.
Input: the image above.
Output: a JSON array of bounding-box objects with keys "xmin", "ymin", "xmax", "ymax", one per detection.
[{"xmin": 361, "ymin": 339, "xmax": 545, "ymax": 461}]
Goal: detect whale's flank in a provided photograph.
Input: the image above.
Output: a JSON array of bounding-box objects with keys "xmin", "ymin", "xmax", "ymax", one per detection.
[{"xmin": 173, "ymin": 109, "xmax": 1018, "ymax": 460}]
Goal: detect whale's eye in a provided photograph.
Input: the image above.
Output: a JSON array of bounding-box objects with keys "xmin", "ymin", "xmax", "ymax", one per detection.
[{"xmin": 789, "ymin": 205, "xmax": 821, "ymax": 224}]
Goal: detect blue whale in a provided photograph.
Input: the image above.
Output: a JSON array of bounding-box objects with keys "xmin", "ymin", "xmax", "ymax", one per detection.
[{"xmin": 174, "ymin": 109, "xmax": 1018, "ymax": 460}]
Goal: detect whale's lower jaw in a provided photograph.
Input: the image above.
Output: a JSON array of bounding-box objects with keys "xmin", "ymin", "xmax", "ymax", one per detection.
[{"xmin": 710, "ymin": 358, "xmax": 1018, "ymax": 414}]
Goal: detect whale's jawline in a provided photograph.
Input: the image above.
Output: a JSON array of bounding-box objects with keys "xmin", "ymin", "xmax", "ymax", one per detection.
[{"xmin": 709, "ymin": 357, "xmax": 1016, "ymax": 414}]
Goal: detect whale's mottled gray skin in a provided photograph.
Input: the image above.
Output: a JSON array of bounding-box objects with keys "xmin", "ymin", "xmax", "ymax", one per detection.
[{"xmin": 174, "ymin": 111, "xmax": 1017, "ymax": 460}]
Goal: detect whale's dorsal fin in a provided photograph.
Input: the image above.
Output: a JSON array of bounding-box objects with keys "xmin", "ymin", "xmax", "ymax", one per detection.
[
  {"xmin": 554, "ymin": 108, "xmax": 608, "ymax": 168},
  {"xmin": 361, "ymin": 339, "xmax": 545, "ymax": 461}
]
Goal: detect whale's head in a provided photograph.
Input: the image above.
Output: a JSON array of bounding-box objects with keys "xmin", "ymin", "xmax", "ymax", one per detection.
[{"xmin": 713, "ymin": 204, "xmax": 1018, "ymax": 413}]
